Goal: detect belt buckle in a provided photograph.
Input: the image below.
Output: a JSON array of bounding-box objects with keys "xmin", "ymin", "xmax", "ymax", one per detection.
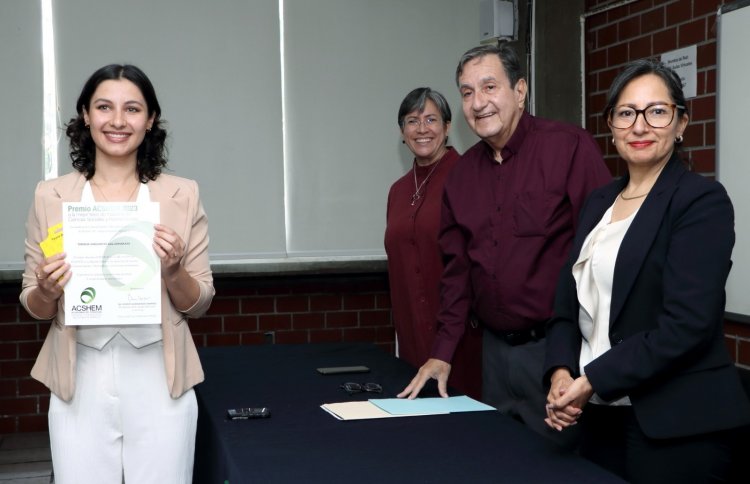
[{"xmin": 504, "ymin": 331, "xmax": 527, "ymax": 346}]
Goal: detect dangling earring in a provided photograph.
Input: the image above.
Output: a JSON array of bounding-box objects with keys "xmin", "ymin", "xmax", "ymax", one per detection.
[
  {"xmin": 402, "ymin": 139, "xmax": 405, "ymax": 144},
  {"xmin": 675, "ymin": 134, "xmax": 683, "ymax": 144},
  {"xmin": 611, "ymin": 137, "xmax": 615, "ymax": 146}
]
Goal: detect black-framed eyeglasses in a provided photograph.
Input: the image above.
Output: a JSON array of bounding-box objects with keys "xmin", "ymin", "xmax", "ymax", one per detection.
[
  {"xmin": 340, "ymin": 382, "xmax": 383, "ymax": 395},
  {"xmin": 608, "ymin": 103, "xmax": 685, "ymax": 129}
]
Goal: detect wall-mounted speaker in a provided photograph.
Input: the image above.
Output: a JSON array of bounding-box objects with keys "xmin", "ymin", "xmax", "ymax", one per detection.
[{"xmin": 480, "ymin": 0, "xmax": 516, "ymax": 43}]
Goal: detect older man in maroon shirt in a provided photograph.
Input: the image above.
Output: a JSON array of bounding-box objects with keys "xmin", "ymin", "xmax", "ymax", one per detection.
[{"xmin": 398, "ymin": 44, "xmax": 611, "ymax": 444}]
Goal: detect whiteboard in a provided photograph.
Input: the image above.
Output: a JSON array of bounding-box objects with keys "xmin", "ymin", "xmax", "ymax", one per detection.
[{"xmin": 718, "ymin": 0, "xmax": 750, "ymax": 319}]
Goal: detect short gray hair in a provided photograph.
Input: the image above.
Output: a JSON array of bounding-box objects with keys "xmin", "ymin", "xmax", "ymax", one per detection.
[
  {"xmin": 397, "ymin": 87, "xmax": 452, "ymax": 129},
  {"xmin": 455, "ymin": 43, "xmax": 524, "ymax": 88}
]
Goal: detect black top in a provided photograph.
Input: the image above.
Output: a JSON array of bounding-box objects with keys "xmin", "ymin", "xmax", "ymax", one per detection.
[{"xmin": 545, "ymin": 152, "xmax": 750, "ymax": 439}]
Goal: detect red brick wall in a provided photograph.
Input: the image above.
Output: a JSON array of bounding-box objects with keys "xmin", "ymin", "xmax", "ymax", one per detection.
[
  {"xmin": 584, "ymin": 0, "xmax": 725, "ymax": 176},
  {"xmin": 0, "ymin": 274, "xmax": 393, "ymax": 434},
  {"xmin": 726, "ymin": 321, "xmax": 750, "ymax": 370},
  {"xmin": 583, "ymin": 0, "xmax": 749, "ymax": 368}
]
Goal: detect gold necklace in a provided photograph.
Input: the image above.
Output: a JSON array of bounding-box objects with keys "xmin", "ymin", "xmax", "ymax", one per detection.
[
  {"xmin": 619, "ymin": 191, "xmax": 648, "ymax": 201},
  {"xmin": 92, "ymin": 178, "xmax": 140, "ymax": 202},
  {"xmin": 620, "ymin": 159, "xmax": 668, "ymax": 201}
]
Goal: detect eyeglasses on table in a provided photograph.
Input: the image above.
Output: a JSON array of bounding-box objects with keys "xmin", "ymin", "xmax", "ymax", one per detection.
[{"xmin": 340, "ymin": 382, "xmax": 383, "ymax": 395}]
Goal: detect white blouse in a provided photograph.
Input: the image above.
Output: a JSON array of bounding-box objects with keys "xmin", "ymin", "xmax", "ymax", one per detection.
[{"xmin": 573, "ymin": 203, "xmax": 638, "ymax": 406}]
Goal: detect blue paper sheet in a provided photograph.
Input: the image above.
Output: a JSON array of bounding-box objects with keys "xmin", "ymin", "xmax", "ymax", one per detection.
[{"xmin": 370, "ymin": 395, "xmax": 495, "ymax": 416}]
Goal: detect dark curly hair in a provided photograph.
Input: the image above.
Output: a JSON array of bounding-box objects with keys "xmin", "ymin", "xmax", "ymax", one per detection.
[{"xmin": 65, "ymin": 64, "xmax": 168, "ymax": 182}]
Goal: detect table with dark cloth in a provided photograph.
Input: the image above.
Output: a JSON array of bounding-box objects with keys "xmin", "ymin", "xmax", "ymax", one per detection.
[{"xmin": 193, "ymin": 343, "xmax": 623, "ymax": 484}]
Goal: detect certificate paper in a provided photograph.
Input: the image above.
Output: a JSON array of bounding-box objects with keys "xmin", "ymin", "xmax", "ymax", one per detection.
[{"xmin": 63, "ymin": 202, "xmax": 160, "ymax": 326}]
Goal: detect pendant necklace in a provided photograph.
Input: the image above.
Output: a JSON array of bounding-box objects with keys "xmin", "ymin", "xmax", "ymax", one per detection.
[{"xmin": 411, "ymin": 158, "xmax": 443, "ymax": 205}]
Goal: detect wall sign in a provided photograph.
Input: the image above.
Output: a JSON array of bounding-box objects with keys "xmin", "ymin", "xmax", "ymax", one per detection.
[{"xmin": 660, "ymin": 45, "xmax": 697, "ymax": 99}]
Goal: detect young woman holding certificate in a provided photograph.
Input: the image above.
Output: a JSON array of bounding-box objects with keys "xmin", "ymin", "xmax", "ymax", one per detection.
[{"xmin": 20, "ymin": 64, "xmax": 215, "ymax": 484}]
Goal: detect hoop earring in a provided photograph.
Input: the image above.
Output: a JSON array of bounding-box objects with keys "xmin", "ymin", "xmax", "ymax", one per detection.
[{"xmin": 675, "ymin": 135, "xmax": 683, "ymax": 144}]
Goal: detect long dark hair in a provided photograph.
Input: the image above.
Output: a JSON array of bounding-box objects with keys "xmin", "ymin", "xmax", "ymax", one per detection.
[{"xmin": 65, "ymin": 64, "xmax": 168, "ymax": 182}]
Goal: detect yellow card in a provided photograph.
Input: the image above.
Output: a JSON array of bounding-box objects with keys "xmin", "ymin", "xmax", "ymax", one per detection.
[{"xmin": 39, "ymin": 223, "xmax": 63, "ymax": 257}]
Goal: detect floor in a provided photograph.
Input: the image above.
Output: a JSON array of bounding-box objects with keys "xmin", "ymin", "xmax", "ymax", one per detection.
[{"xmin": 0, "ymin": 433, "xmax": 53, "ymax": 484}]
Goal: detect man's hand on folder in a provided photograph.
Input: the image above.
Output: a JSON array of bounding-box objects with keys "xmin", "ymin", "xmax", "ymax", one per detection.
[{"xmin": 397, "ymin": 358, "xmax": 451, "ymax": 400}]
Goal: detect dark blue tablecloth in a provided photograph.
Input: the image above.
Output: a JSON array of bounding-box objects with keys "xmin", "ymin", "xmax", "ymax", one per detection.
[{"xmin": 193, "ymin": 343, "xmax": 624, "ymax": 484}]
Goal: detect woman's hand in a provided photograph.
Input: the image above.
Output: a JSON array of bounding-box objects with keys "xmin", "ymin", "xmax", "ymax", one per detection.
[
  {"xmin": 153, "ymin": 224, "xmax": 185, "ymax": 276},
  {"xmin": 545, "ymin": 368, "xmax": 589, "ymax": 431},
  {"xmin": 35, "ymin": 252, "xmax": 71, "ymax": 303},
  {"xmin": 153, "ymin": 223, "xmax": 201, "ymax": 311},
  {"xmin": 27, "ymin": 252, "xmax": 71, "ymax": 319}
]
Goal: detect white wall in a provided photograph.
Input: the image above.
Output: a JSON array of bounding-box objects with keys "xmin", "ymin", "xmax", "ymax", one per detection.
[
  {"xmin": 0, "ymin": 0, "xmax": 44, "ymax": 270},
  {"xmin": 284, "ymin": 0, "xmax": 479, "ymax": 256}
]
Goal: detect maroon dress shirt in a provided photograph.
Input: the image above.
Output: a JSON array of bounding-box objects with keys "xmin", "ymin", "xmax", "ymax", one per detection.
[
  {"xmin": 432, "ymin": 112, "xmax": 611, "ymax": 363},
  {"xmin": 385, "ymin": 147, "xmax": 482, "ymax": 398}
]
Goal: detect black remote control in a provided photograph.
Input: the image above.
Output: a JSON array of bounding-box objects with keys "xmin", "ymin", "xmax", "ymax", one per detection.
[{"xmin": 227, "ymin": 407, "xmax": 271, "ymax": 419}]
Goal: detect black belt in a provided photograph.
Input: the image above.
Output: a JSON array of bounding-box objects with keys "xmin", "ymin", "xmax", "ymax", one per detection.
[{"xmin": 490, "ymin": 322, "xmax": 546, "ymax": 346}]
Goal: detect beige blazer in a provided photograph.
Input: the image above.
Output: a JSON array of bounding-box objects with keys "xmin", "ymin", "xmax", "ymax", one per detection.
[{"xmin": 20, "ymin": 172, "xmax": 215, "ymax": 401}]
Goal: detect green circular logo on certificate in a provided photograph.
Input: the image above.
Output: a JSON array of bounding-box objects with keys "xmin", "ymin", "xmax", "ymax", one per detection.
[
  {"xmin": 80, "ymin": 287, "xmax": 96, "ymax": 304},
  {"xmin": 102, "ymin": 220, "xmax": 159, "ymax": 290}
]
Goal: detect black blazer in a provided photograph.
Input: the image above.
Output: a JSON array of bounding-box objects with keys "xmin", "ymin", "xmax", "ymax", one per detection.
[{"xmin": 544, "ymin": 152, "xmax": 750, "ymax": 439}]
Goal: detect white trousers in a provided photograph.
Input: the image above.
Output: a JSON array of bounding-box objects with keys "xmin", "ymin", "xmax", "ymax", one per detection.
[{"xmin": 48, "ymin": 335, "xmax": 197, "ymax": 484}]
